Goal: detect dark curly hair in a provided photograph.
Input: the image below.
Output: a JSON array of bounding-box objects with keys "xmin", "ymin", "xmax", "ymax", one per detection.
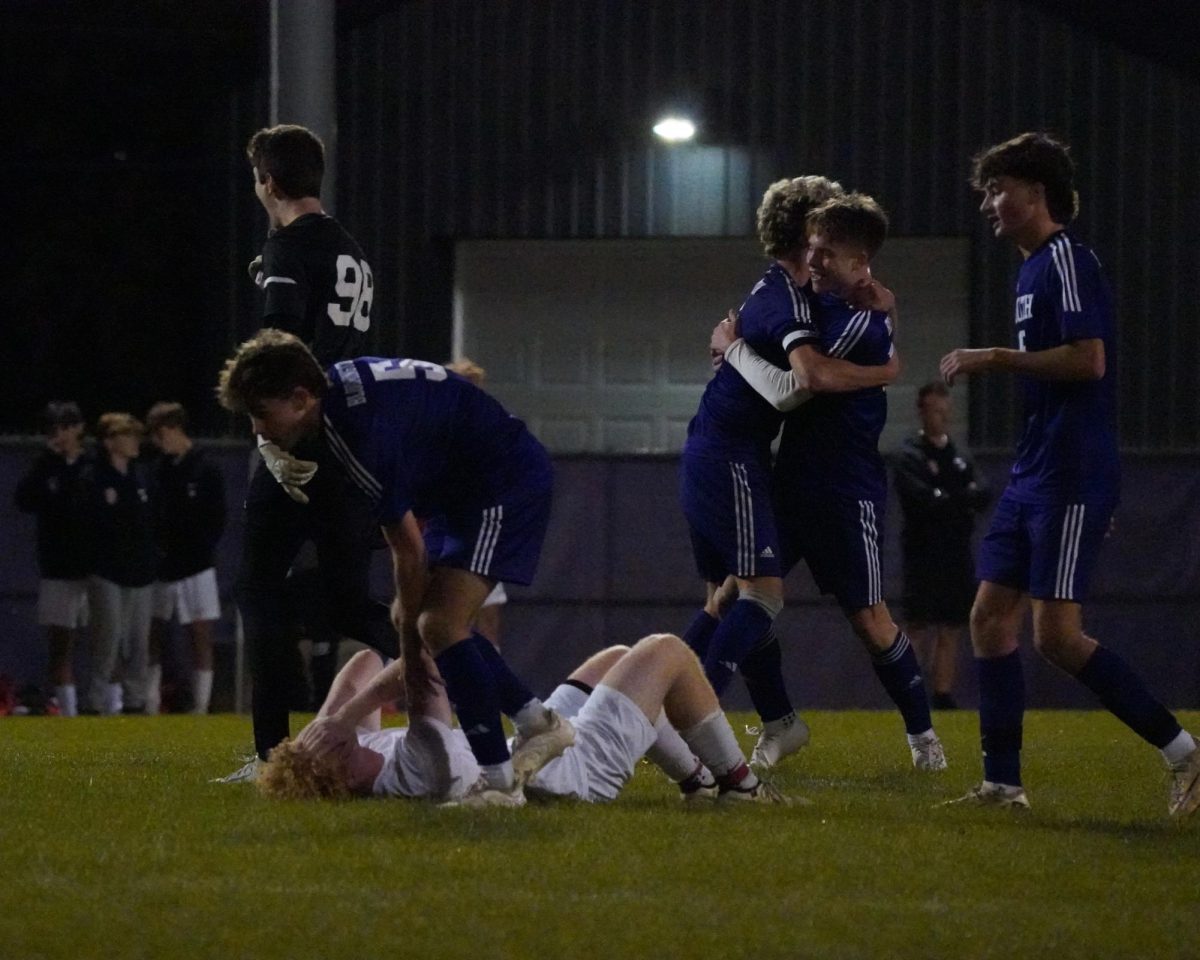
[{"xmin": 971, "ymin": 132, "xmax": 1079, "ymax": 225}]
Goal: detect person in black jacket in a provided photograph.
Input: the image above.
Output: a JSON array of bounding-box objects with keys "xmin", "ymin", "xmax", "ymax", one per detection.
[
  {"xmin": 892, "ymin": 382, "xmax": 991, "ymax": 708},
  {"xmin": 14, "ymin": 401, "xmax": 93, "ymax": 717},
  {"xmin": 147, "ymin": 403, "xmax": 226, "ymax": 714},
  {"xmin": 87, "ymin": 413, "xmax": 158, "ymax": 715}
]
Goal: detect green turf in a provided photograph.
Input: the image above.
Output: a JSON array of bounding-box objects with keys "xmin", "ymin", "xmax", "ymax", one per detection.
[{"xmin": 2, "ymin": 710, "xmax": 1197, "ymax": 960}]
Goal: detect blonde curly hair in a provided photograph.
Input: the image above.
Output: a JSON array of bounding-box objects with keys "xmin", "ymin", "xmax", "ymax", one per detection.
[
  {"xmin": 756, "ymin": 175, "xmax": 845, "ymax": 259},
  {"xmin": 256, "ymin": 738, "xmax": 353, "ymax": 801}
]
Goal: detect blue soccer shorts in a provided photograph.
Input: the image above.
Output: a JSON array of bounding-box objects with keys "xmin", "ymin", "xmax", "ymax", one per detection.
[
  {"xmin": 423, "ymin": 436, "xmax": 554, "ymax": 587},
  {"xmin": 777, "ymin": 494, "xmax": 886, "ymax": 612},
  {"xmin": 679, "ymin": 452, "xmax": 783, "ymax": 582},
  {"xmin": 976, "ymin": 490, "xmax": 1117, "ymax": 602}
]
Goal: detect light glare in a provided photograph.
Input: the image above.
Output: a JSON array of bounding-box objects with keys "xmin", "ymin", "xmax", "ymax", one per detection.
[{"xmin": 653, "ymin": 117, "xmax": 696, "ymax": 142}]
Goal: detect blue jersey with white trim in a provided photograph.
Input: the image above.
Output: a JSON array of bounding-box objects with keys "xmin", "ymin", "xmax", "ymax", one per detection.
[
  {"xmin": 774, "ymin": 294, "xmax": 893, "ymax": 500},
  {"xmin": 1007, "ymin": 231, "xmax": 1119, "ymax": 503},
  {"xmin": 320, "ymin": 357, "xmax": 544, "ymax": 522},
  {"xmin": 685, "ymin": 263, "xmax": 816, "ymax": 460}
]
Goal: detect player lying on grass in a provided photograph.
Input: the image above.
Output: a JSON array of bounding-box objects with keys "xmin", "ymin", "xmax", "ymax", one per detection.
[{"xmin": 258, "ymin": 632, "xmax": 791, "ymax": 806}]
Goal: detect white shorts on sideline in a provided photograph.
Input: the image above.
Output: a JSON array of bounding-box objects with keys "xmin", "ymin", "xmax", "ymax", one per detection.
[
  {"xmin": 37, "ymin": 578, "xmax": 89, "ymax": 628},
  {"xmin": 153, "ymin": 568, "xmax": 220, "ymax": 625},
  {"xmin": 529, "ymin": 684, "xmax": 656, "ymax": 803},
  {"xmin": 482, "ymin": 582, "xmax": 508, "ymax": 608}
]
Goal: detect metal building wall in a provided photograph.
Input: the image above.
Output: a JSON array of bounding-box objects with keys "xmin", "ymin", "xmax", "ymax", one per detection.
[{"xmin": 336, "ymin": 0, "xmax": 1200, "ymax": 450}]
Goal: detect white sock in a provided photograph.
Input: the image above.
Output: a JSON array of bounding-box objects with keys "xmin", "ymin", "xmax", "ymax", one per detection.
[
  {"xmin": 482, "ymin": 760, "xmax": 515, "ymax": 790},
  {"xmin": 145, "ymin": 664, "xmax": 162, "ymax": 715},
  {"xmin": 763, "ymin": 712, "xmax": 797, "ymax": 735},
  {"xmin": 55, "ymin": 684, "xmax": 77, "ymax": 717},
  {"xmin": 681, "ymin": 709, "xmax": 752, "ymax": 782},
  {"xmin": 192, "ymin": 669, "xmax": 214, "ymax": 714},
  {"xmin": 1162, "ymin": 729, "xmax": 1197, "ymax": 765},
  {"xmin": 646, "ymin": 711, "xmax": 703, "ymax": 782},
  {"xmin": 513, "ymin": 699, "xmax": 546, "ymax": 735},
  {"xmin": 106, "ymin": 683, "xmax": 123, "ymax": 715},
  {"xmin": 906, "ymin": 729, "xmax": 937, "ymax": 746}
]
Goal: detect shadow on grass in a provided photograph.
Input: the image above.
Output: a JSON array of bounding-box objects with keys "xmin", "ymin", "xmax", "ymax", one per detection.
[{"xmin": 1023, "ymin": 815, "xmax": 1192, "ymax": 843}]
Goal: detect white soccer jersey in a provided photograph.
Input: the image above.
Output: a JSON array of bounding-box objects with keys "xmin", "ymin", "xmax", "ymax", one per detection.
[
  {"xmin": 360, "ymin": 719, "xmax": 479, "ymax": 801},
  {"xmin": 359, "ymin": 685, "xmax": 655, "ymax": 804}
]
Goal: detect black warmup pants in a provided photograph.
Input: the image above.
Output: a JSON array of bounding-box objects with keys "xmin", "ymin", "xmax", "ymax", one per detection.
[{"xmin": 236, "ymin": 437, "xmax": 398, "ymax": 759}]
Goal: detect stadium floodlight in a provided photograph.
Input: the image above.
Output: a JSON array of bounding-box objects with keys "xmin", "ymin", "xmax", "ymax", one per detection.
[{"xmin": 653, "ymin": 116, "xmax": 696, "ymax": 142}]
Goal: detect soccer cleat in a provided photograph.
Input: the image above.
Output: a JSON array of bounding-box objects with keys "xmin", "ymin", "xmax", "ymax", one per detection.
[
  {"xmin": 717, "ymin": 777, "xmax": 794, "ymax": 805},
  {"xmin": 909, "ymin": 732, "xmax": 948, "ymax": 771},
  {"xmin": 441, "ymin": 775, "xmax": 526, "ymax": 809},
  {"xmin": 210, "ymin": 756, "xmax": 263, "ymax": 784},
  {"xmin": 1168, "ymin": 747, "xmax": 1200, "ymax": 818},
  {"xmin": 678, "ymin": 763, "xmax": 718, "ymax": 802},
  {"xmin": 941, "ymin": 781, "xmax": 1030, "ymax": 810},
  {"xmin": 510, "ymin": 709, "xmax": 575, "ymax": 786},
  {"xmin": 748, "ymin": 714, "xmax": 811, "ymax": 772}
]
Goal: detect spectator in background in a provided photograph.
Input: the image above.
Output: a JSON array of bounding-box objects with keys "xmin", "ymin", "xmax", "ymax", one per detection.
[
  {"xmin": 147, "ymin": 402, "xmax": 227, "ymax": 714},
  {"xmin": 14, "ymin": 401, "xmax": 94, "ymax": 717},
  {"xmin": 87, "ymin": 413, "xmax": 158, "ymax": 714},
  {"xmin": 892, "ymin": 382, "xmax": 990, "ymax": 709}
]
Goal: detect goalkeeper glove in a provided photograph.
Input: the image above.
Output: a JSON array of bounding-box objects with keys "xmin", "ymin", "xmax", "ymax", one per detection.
[{"xmin": 257, "ymin": 437, "xmax": 317, "ymax": 504}]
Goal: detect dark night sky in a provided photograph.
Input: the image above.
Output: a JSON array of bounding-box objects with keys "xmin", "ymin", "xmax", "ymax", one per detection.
[{"xmin": 3, "ymin": 1, "xmax": 266, "ymax": 436}]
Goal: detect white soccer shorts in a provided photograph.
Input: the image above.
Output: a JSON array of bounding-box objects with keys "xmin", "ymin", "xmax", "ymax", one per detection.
[
  {"xmin": 152, "ymin": 568, "xmax": 221, "ymax": 625},
  {"xmin": 37, "ymin": 578, "xmax": 89, "ymax": 628},
  {"xmin": 530, "ymin": 685, "xmax": 656, "ymax": 802}
]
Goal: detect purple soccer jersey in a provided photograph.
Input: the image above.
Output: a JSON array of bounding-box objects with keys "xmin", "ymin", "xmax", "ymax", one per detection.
[
  {"xmin": 769, "ymin": 293, "xmax": 893, "ymax": 607},
  {"xmin": 684, "ymin": 263, "xmax": 815, "ymax": 461},
  {"xmin": 321, "ymin": 357, "xmax": 553, "ymax": 584},
  {"xmin": 976, "ymin": 230, "xmax": 1120, "ymax": 602},
  {"xmin": 774, "ymin": 292, "xmax": 894, "ymax": 502},
  {"xmin": 1007, "ymin": 230, "xmax": 1120, "ymax": 504},
  {"xmin": 679, "ymin": 264, "xmax": 812, "ymax": 581}
]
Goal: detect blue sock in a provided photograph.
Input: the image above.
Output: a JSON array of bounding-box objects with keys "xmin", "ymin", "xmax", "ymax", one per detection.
[
  {"xmin": 703, "ymin": 599, "xmax": 774, "ymax": 696},
  {"xmin": 871, "ymin": 630, "xmax": 933, "ymax": 736},
  {"xmin": 978, "ymin": 650, "xmax": 1024, "ymax": 787},
  {"xmin": 469, "ymin": 632, "xmax": 535, "ymax": 717},
  {"xmin": 1075, "ymin": 645, "xmax": 1182, "ymax": 749},
  {"xmin": 683, "ymin": 609, "xmax": 720, "ymax": 659},
  {"xmin": 434, "ymin": 638, "xmax": 510, "ymax": 766},
  {"xmin": 740, "ymin": 631, "xmax": 794, "ymax": 723}
]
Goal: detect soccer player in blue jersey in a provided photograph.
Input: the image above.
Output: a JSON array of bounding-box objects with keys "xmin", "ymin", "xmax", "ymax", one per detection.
[
  {"xmin": 939, "ymin": 132, "xmax": 1199, "ymax": 815},
  {"xmin": 217, "ymin": 330, "xmax": 575, "ymax": 807},
  {"xmin": 680, "ymin": 176, "xmax": 844, "ymax": 771},
  {"xmin": 716, "ymin": 193, "xmax": 947, "ymax": 771},
  {"xmin": 681, "ymin": 177, "xmax": 911, "ymax": 771}
]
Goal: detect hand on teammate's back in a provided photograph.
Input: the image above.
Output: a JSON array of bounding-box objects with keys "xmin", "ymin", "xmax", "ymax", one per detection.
[{"xmin": 709, "ymin": 309, "xmax": 741, "ymax": 366}]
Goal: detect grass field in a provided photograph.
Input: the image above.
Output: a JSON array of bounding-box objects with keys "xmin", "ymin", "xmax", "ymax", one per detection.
[{"xmin": 3, "ymin": 709, "xmax": 1198, "ymax": 960}]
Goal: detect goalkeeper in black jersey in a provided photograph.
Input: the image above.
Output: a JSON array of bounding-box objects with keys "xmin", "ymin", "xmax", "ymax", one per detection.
[{"xmin": 219, "ymin": 125, "xmax": 397, "ymax": 780}]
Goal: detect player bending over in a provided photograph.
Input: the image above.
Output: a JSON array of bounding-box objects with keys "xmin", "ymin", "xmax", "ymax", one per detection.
[{"xmin": 219, "ymin": 330, "xmax": 575, "ymax": 806}]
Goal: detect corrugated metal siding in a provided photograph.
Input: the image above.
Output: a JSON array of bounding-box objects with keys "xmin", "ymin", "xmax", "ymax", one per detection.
[{"xmin": 336, "ymin": 0, "xmax": 1200, "ymax": 450}]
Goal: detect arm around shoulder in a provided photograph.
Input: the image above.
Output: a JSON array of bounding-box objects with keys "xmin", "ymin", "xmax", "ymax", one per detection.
[
  {"xmin": 722, "ymin": 339, "xmax": 811, "ymax": 411},
  {"xmin": 790, "ymin": 344, "xmax": 899, "ymax": 393}
]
